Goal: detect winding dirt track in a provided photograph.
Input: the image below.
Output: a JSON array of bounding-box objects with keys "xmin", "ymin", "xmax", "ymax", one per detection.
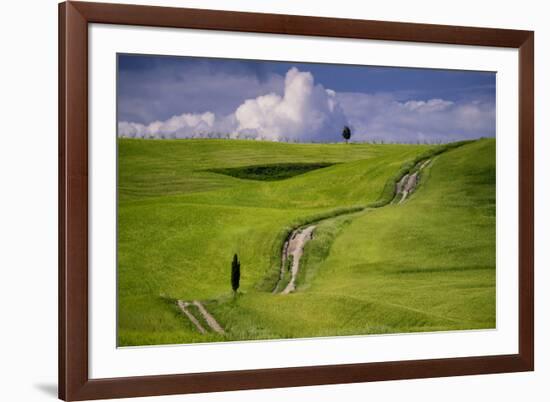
[
  {"xmin": 280, "ymin": 225, "xmax": 316, "ymax": 295},
  {"xmin": 274, "ymin": 158, "xmax": 432, "ymax": 295},
  {"xmin": 394, "ymin": 159, "xmax": 431, "ymax": 204},
  {"xmin": 194, "ymin": 301, "xmax": 225, "ymax": 334},
  {"xmin": 177, "ymin": 300, "xmax": 225, "ymax": 334},
  {"xmin": 177, "ymin": 301, "xmax": 206, "ymax": 334}
]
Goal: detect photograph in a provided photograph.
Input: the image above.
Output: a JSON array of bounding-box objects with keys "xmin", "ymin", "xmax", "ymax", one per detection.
[
  {"xmin": 116, "ymin": 54, "xmax": 497, "ymax": 347},
  {"xmin": 2, "ymin": 0, "xmax": 544, "ymax": 400}
]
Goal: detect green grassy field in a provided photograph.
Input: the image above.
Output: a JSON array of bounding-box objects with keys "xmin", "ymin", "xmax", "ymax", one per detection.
[{"xmin": 117, "ymin": 138, "xmax": 495, "ymax": 346}]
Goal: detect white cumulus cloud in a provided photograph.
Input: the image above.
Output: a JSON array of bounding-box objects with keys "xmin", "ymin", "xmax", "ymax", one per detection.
[
  {"xmin": 234, "ymin": 67, "xmax": 347, "ymax": 142},
  {"xmin": 118, "ymin": 67, "xmax": 495, "ymax": 143},
  {"xmin": 118, "ymin": 67, "xmax": 348, "ymax": 142},
  {"xmin": 402, "ymin": 99, "xmax": 454, "ymax": 113},
  {"xmin": 337, "ymin": 92, "xmax": 495, "ymax": 143},
  {"xmin": 118, "ymin": 112, "xmax": 217, "ymax": 139}
]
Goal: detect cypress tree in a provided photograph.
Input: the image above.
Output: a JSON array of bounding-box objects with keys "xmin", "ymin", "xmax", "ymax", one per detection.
[
  {"xmin": 231, "ymin": 254, "xmax": 241, "ymax": 294},
  {"xmin": 342, "ymin": 126, "xmax": 352, "ymax": 144}
]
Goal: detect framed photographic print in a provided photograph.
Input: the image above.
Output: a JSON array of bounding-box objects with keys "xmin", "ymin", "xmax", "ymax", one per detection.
[{"xmin": 59, "ymin": 1, "xmax": 534, "ymax": 400}]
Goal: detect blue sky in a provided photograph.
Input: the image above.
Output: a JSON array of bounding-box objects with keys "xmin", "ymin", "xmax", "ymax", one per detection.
[{"xmin": 118, "ymin": 53, "xmax": 496, "ymax": 143}]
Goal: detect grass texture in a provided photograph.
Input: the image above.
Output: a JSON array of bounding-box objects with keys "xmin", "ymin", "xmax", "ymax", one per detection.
[{"xmin": 117, "ymin": 138, "xmax": 495, "ymax": 346}]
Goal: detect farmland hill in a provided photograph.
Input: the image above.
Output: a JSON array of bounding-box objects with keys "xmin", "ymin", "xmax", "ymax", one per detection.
[{"xmin": 117, "ymin": 138, "xmax": 495, "ymax": 346}]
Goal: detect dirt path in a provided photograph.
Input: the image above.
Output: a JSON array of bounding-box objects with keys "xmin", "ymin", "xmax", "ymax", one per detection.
[
  {"xmin": 395, "ymin": 159, "xmax": 431, "ymax": 204},
  {"xmin": 397, "ymin": 172, "xmax": 418, "ymax": 204},
  {"xmin": 274, "ymin": 225, "xmax": 316, "ymax": 294},
  {"xmin": 193, "ymin": 301, "xmax": 225, "ymax": 334},
  {"xmin": 177, "ymin": 300, "xmax": 206, "ymax": 334},
  {"xmin": 177, "ymin": 300, "xmax": 225, "ymax": 334},
  {"xmin": 274, "ymin": 158, "xmax": 432, "ymax": 295}
]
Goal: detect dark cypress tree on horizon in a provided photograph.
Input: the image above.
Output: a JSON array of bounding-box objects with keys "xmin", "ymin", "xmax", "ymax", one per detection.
[
  {"xmin": 231, "ymin": 254, "xmax": 241, "ymax": 295},
  {"xmin": 342, "ymin": 126, "xmax": 352, "ymax": 144}
]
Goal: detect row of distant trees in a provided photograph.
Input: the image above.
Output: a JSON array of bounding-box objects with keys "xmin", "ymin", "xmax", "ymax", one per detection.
[
  {"xmin": 121, "ymin": 126, "xmax": 454, "ymax": 145},
  {"xmin": 340, "ymin": 125, "xmax": 445, "ymax": 144}
]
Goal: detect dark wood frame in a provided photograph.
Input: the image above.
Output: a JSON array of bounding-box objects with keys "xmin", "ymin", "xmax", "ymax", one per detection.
[{"xmin": 59, "ymin": 1, "xmax": 534, "ymax": 400}]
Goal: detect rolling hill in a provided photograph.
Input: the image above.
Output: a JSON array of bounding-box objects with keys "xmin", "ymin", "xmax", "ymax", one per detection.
[{"xmin": 117, "ymin": 138, "xmax": 495, "ymax": 346}]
